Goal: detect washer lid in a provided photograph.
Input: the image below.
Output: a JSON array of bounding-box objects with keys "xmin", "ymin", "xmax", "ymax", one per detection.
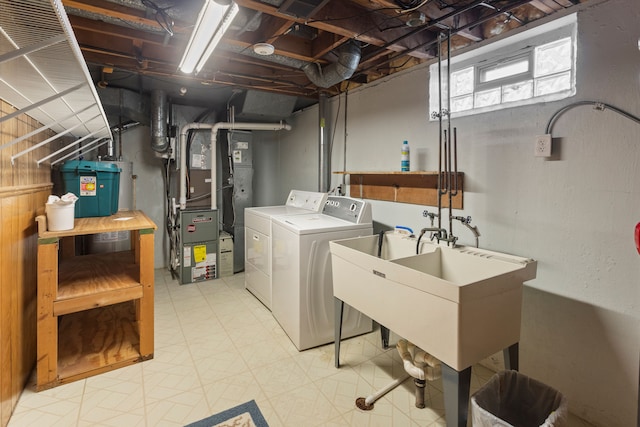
[
  {"xmin": 273, "ymin": 213, "xmax": 372, "ymax": 234},
  {"xmin": 245, "ymin": 205, "xmax": 313, "ymax": 219}
]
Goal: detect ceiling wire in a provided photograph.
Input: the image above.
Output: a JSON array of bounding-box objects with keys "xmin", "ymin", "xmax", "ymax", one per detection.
[
  {"xmin": 306, "ymin": 0, "xmax": 432, "ymax": 26},
  {"xmin": 358, "ymin": 0, "xmax": 532, "ymax": 74},
  {"xmin": 141, "ymin": 0, "xmax": 174, "ymax": 36},
  {"xmin": 396, "ymin": 0, "xmax": 432, "ymax": 14}
]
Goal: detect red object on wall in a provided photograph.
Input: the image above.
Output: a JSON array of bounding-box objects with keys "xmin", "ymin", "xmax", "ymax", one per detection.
[{"xmin": 635, "ymin": 222, "xmax": 640, "ymax": 255}]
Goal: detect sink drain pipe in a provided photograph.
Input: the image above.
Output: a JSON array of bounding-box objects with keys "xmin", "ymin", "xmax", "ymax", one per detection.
[
  {"xmin": 355, "ymin": 339, "xmax": 441, "ymax": 411},
  {"xmin": 397, "ymin": 339, "xmax": 442, "ymax": 408},
  {"xmin": 356, "ymin": 374, "xmax": 411, "ymax": 410}
]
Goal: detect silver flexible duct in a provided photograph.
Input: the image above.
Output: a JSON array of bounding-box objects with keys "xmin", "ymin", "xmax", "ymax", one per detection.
[
  {"xmin": 151, "ymin": 89, "xmax": 168, "ymax": 152},
  {"xmin": 302, "ymin": 41, "xmax": 361, "ymax": 88}
]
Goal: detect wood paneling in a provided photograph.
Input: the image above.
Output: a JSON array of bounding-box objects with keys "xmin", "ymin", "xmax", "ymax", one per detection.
[
  {"xmin": 337, "ymin": 171, "xmax": 464, "ymax": 208},
  {"xmin": 0, "ymin": 99, "xmax": 54, "ymax": 427}
]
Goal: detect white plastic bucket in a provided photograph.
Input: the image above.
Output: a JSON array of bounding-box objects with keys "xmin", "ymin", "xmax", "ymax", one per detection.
[{"xmin": 46, "ymin": 202, "xmax": 75, "ymax": 231}]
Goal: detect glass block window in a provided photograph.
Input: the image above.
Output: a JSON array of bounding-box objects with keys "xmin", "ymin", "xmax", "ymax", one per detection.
[
  {"xmin": 535, "ymin": 38, "xmax": 572, "ymax": 77},
  {"xmin": 451, "ymin": 67, "xmax": 474, "ymax": 97},
  {"xmin": 429, "ymin": 15, "xmax": 576, "ymax": 119}
]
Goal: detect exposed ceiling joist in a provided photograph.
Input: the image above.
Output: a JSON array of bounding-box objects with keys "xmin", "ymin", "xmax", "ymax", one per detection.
[{"xmin": 51, "ymin": 0, "xmax": 591, "ymax": 111}]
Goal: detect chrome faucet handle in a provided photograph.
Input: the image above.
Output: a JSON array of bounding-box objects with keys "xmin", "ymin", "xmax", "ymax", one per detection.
[{"xmin": 452, "ymin": 215, "xmax": 472, "ymax": 224}]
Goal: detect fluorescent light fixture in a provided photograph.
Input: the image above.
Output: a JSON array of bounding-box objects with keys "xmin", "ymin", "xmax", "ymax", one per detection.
[{"xmin": 179, "ymin": 1, "xmax": 239, "ymax": 74}]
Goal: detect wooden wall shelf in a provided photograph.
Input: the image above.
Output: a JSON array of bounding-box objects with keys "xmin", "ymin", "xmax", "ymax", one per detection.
[
  {"xmin": 35, "ymin": 210, "xmax": 156, "ymax": 391},
  {"xmin": 335, "ymin": 171, "xmax": 464, "ymax": 208}
]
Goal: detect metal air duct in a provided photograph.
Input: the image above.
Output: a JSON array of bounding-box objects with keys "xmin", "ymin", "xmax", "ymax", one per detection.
[
  {"xmin": 318, "ymin": 93, "xmax": 330, "ymax": 192},
  {"xmin": 302, "ymin": 41, "xmax": 361, "ymax": 88},
  {"xmin": 151, "ymin": 89, "xmax": 169, "ymax": 153},
  {"xmin": 97, "ymin": 86, "xmax": 149, "ymax": 126}
]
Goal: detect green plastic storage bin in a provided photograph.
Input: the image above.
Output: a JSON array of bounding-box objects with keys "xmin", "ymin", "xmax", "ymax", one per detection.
[{"xmin": 61, "ymin": 160, "xmax": 121, "ymax": 218}]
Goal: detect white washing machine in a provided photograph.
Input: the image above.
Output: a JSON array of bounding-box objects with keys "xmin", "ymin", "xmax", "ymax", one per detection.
[
  {"xmin": 244, "ymin": 190, "xmax": 327, "ymax": 309},
  {"xmin": 271, "ymin": 196, "xmax": 373, "ymax": 351}
]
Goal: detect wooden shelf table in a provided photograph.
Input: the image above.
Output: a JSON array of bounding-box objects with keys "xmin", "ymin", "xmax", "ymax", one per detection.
[{"xmin": 35, "ymin": 210, "xmax": 156, "ymax": 391}]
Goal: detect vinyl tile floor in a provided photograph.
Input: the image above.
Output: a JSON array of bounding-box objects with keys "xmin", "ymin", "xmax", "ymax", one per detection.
[{"xmin": 9, "ymin": 269, "xmax": 597, "ymax": 427}]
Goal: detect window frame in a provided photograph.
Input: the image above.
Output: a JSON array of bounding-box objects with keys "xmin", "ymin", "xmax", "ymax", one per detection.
[
  {"xmin": 429, "ymin": 13, "xmax": 577, "ymax": 120},
  {"xmin": 475, "ymin": 51, "xmax": 534, "ymax": 91}
]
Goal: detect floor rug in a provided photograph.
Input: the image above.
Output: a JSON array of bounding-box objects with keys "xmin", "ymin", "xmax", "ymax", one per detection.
[{"xmin": 185, "ymin": 400, "xmax": 269, "ymax": 427}]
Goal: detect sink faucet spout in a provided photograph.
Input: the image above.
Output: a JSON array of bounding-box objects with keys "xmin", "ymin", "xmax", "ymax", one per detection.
[{"xmin": 421, "ymin": 227, "xmax": 449, "ymax": 243}]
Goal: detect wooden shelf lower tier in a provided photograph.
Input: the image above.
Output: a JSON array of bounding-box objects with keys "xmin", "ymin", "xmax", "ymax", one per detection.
[
  {"xmin": 336, "ymin": 171, "xmax": 464, "ymax": 208},
  {"xmin": 54, "ymin": 301, "xmax": 151, "ymax": 387},
  {"xmin": 56, "ymin": 251, "xmax": 142, "ymax": 316}
]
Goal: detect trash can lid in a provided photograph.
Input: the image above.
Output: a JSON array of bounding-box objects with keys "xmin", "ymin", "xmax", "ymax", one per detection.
[{"xmin": 61, "ymin": 160, "xmax": 121, "ymax": 173}]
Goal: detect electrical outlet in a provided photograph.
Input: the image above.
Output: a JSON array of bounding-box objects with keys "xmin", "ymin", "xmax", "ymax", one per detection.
[{"xmin": 534, "ymin": 134, "xmax": 552, "ymax": 157}]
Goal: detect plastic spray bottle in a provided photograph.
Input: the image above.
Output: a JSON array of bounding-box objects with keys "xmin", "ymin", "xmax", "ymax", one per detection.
[{"xmin": 401, "ymin": 140, "xmax": 410, "ymax": 171}]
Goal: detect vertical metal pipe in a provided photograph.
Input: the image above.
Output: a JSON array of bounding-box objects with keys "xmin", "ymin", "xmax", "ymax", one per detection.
[
  {"xmin": 107, "ymin": 137, "xmax": 115, "ymax": 158},
  {"xmin": 117, "ymin": 89, "xmax": 123, "ymax": 159},
  {"xmin": 151, "ymin": 89, "xmax": 169, "ymax": 153},
  {"xmin": 343, "ymin": 91, "xmax": 348, "ymax": 189},
  {"xmin": 442, "ymin": 130, "xmax": 448, "ymax": 196},
  {"xmin": 437, "ymin": 33, "xmax": 443, "ymax": 231},
  {"xmin": 448, "ymin": 129, "xmax": 453, "ymax": 235},
  {"xmin": 319, "ymin": 92, "xmax": 330, "ymax": 192},
  {"xmin": 447, "ymin": 28, "xmax": 452, "ymax": 155},
  {"xmin": 451, "ymin": 127, "xmax": 458, "ymax": 196}
]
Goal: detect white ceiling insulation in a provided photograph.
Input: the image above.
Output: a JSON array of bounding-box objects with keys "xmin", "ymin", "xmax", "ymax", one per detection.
[{"xmin": 0, "ymin": 0, "xmax": 112, "ymax": 160}]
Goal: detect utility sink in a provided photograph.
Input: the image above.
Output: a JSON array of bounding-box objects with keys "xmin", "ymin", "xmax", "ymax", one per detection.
[{"xmin": 330, "ymin": 233, "xmax": 537, "ymax": 371}]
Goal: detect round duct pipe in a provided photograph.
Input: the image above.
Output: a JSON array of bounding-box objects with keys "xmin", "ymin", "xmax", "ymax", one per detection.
[
  {"xmin": 302, "ymin": 40, "xmax": 361, "ymax": 88},
  {"xmin": 151, "ymin": 89, "xmax": 169, "ymax": 153}
]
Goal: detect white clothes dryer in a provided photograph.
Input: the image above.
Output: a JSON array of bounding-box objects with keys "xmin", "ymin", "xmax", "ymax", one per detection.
[
  {"xmin": 244, "ymin": 190, "xmax": 327, "ymax": 309},
  {"xmin": 271, "ymin": 196, "xmax": 373, "ymax": 351}
]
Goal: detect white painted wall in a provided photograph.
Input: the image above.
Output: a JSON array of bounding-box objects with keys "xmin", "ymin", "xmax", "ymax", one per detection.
[
  {"xmin": 120, "ymin": 125, "xmax": 168, "ymax": 268},
  {"xmin": 256, "ymin": 105, "xmax": 323, "ymax": 202},
  {"xmin": 259, "ymin": 0, "xmax": 640, "ymax": 425}
]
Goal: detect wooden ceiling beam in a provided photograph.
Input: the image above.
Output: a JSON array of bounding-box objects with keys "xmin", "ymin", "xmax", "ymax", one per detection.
[
  {"xmin": 311, "ymin": 31, "xmax": 350, "ymax": 59},
  {"xmin": 348, "ymin": 0, "xmax": 484, "ymax": 42},
  {"xmin": 68, "ymin": 15, "xmax": 183, "ymax": 48},
  {"xmin": 235, "ymin": 0, "xmax": 430, "ymax": 58},
  {"xmin": 527, "ymin": 0, "xmax": 560, "ymax": 13},
  {"xmin": 81, "ymin": 47, "xmax": 315, "ymax": 98},
  {"xmin": 62, "ymin": 0, "xmax": 190, "ymax": 34},
  {"xmin": 224, "ymin": 37, "xmax": 317, "ymax": 63},
  {"xmin": 241, "ymin": 14, "xmax": 294, "ymax": 45}
]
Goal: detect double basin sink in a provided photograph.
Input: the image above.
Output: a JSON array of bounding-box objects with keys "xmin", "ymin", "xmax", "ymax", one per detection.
[{"xmin": 329, "ymin": 232, "xmax": 537, "ymax": 371}]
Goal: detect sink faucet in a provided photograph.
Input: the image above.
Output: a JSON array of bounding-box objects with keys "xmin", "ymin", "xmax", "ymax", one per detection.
[
  {"xmin": 420, "ymin": 211, "xmax": 453, "ymax": 245},
  {"xmin": 420, "ymin": 227, "xmax": 448, "ymax": 241},
  {"xmin": 440, "ymin": 233, "xmax": 458, "ymax": 246},
  {"xmin": 452, "ymin": 215, "xmax": 480, "ymax": 248}
]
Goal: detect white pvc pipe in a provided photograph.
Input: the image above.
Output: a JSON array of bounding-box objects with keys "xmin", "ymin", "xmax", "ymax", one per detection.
[
  {"xmin": 397, "ymin": 339, "xmax": 442, "ymax": 381},
  {"xmin": 364, "ymin": 375, "xmax": 410, "ymax": 406},
  {"xmin": 178, "ymin": 121, "xmax": 291, "ymax": 210}
]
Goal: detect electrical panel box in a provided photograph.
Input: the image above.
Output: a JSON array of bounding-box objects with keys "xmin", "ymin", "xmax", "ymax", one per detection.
[
  {"xmin": 181, "ymin": 241, "xmax": 217, "ymax": 284},
  {"xmin": 181, "ymin": 208, "xmax": 218, "ymax": 244},
  {"xmin": 227, "ymin": 131, "xmax": 253, "ymax": 273},
  {"xmin": 231, "ymin": 134, "xmax": 252, "ymax": 166},
  {"xmin": 179, "ymin": 208, "xmax": 218, "ymax": 284},
  {"xmin": 218, "ymin": 232, "xmax": 234, "ymax": 278}
]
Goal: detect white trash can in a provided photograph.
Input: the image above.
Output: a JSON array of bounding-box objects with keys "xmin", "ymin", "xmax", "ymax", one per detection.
[
  {"xmin": 45, "ymin": 200, "xmax": 76, "ymax": 231},
  {"xmin": 471, "ymin": 370, "xmax": 568, "ymax": 427}
]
